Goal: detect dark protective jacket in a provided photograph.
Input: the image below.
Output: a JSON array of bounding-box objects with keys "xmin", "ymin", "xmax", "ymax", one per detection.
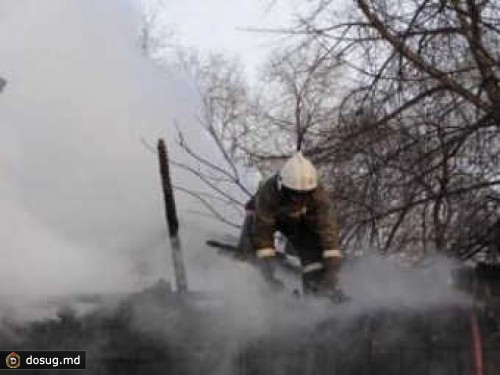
[{"xmin": 252, "ymin": 174, "xmax": 341, "ymax": 256}]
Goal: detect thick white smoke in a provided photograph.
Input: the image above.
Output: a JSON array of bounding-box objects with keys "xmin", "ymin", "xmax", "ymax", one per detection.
[
  {"xmin": 0, "ymin": 0, "xmax": 227, "ymax": 305},
  {"xmin": 0, "ymin": 1, "xmax": 471, "ymax": 337}
]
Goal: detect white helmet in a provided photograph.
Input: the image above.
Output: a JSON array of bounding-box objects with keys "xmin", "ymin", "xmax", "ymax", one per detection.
[{"xmin": 279, "ymin": 152, "xmax": 318, "ymax": 192}]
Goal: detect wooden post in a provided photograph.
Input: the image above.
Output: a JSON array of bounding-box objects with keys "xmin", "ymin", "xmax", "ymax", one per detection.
[{"xmin": 157, "ymin": 139, "xmax": 188, "ymax": 293}]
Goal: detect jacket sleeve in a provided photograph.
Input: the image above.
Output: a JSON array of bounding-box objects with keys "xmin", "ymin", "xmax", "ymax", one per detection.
[
  {"xmin": 313, "ymin": 187, "xmax": 342, "ymax": 260},
  {"xmin": 252, "ymin": 185, "xmax": 277, "ymax": 258}
]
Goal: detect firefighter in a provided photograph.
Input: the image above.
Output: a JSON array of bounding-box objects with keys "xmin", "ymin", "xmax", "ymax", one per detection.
[{"xmin": 239, "ymin": 152, "xmax": 343, "ymax": 295}]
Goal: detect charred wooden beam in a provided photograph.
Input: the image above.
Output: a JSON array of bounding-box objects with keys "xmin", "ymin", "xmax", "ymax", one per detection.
[{"xmin": 158, "ymin": 139, "xmax": 188, "ymax": 293}]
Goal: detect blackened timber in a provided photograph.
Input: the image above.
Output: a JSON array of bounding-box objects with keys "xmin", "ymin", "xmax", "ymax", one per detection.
[
  {"xmin": 157, "ymin": 139, "xmax": 188, "ymax": 293},
  {"xmin": 158, "ymin": 139, "xmax": 178, "ymax": 237}
]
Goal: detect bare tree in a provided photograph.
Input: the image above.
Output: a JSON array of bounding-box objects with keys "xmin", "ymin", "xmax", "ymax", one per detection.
[
  {"xmin": 140, "ymin": 6, "xmax": 346, "ymax": 227},
  {"xmin": 140, "ymin": 0, "xmax": 500, "ymax": 261},
  {"xmin": 174, "ymin": 53, "xmax": 257, "ymax": 223},
  {"xmin": 232, "ymin": 42, "xmax": 345, "ymax": 177},
  {"xmin": 287, "ymin": 0, "xmax": 500, "ymax": 260},
  {"xmin": 139, "ymin": 0, "xmax": 175, "ymax": 58},
  {"xmin": 141, "ymin": 38, "xmax": 257, "ymax": 228}
]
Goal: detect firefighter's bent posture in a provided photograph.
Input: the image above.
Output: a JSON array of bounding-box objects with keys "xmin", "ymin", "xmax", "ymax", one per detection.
[{"xmin": 239, "ymin": 152, "xmax": 343, "ymax": 294}]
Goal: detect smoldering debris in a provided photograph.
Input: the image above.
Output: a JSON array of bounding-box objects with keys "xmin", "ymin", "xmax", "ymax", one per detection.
[
  {"xmin": 0, "ymin": 283, "xmax": 483, "ymax": 375},
  {"xmin": 0, "ymin": 252, "xmax": 489, "ymax": 375}
]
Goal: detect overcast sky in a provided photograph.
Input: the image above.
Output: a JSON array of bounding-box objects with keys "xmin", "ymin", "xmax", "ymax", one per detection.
[{"xmin": 142, "ymin": 0, "xmax": 298, "ymax": 80}]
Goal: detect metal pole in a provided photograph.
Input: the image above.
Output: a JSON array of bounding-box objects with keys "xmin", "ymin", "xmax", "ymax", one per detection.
[{"xmin": 157, "ymin": 139, "xmax": 188, "ymax": 293}]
